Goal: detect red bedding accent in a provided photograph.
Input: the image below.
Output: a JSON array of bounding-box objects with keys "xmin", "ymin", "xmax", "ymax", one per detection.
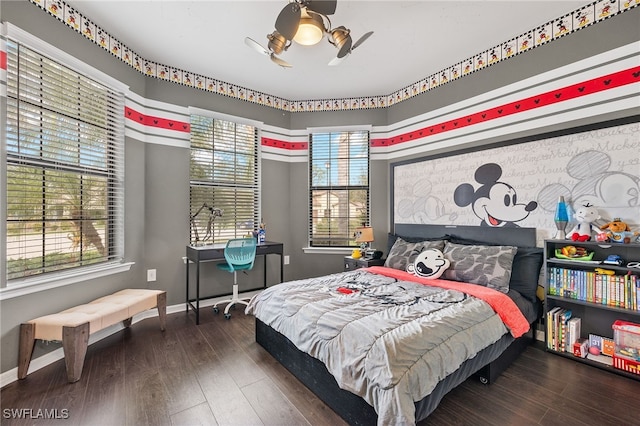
[{"xmin": 366, "ymin": 266, "xmax": 531, "ymax": 338}]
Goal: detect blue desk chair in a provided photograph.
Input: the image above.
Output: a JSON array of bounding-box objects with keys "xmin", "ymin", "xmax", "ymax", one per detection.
[{"xmin": 213, "ymin": 238, "xmax": 257, "ymax": 319}]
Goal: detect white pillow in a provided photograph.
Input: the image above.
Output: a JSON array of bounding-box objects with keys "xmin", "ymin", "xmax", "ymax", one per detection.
[{"xmin": 406, "ymin": 248, "xmax": 450, "ymax": 279}]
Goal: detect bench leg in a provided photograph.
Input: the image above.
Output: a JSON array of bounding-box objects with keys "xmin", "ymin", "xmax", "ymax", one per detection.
[
  {"xmin": 123, "ymin": 318, "xmax": 132, "ymax": 328},
  {"xmin": 157, "ymin": 292, "xmax": 167, "ymax": 331},
  {"xmin": 62, "ymin": 323, "xmax": 89, "ymax": 383},
  {"xmin": 18, "ymin": 323, "xmax": 36, "ymax": 380}
]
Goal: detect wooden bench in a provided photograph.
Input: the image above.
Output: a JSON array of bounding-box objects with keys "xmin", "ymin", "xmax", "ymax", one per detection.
[{"xmin": 18, "ymin": 289, "xmax": 166, "ymax": 383}]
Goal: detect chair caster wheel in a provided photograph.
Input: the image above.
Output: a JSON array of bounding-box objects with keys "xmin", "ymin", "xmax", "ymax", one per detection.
[
  {"xmin": 224, "ymin": 313, "xmax": 231, "ymax": 320},
  {"xmin": 213, "ymin": 307, "xmax": 219, "ymax": 314}
]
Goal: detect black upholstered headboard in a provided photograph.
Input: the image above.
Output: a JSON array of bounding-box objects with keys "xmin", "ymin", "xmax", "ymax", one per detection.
[{"xmin": 393, "ymin": 224, "xmax": 536, "ymax": 248}]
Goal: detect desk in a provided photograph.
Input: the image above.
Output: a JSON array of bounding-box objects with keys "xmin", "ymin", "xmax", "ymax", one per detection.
[{"xmin": 186, "ymin": 241, "xmax": 284, "ymax": 324}]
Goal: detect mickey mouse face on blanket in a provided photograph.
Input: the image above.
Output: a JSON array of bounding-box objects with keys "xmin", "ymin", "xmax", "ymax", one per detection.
[{"xmin": 406, "ymin": 248, "xmax": 450, "ymax": 279}]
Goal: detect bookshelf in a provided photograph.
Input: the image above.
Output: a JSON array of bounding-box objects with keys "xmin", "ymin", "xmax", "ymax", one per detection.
[{"xmin": 543, "ymin": 239, "xmax": 640, "ymax": 381}]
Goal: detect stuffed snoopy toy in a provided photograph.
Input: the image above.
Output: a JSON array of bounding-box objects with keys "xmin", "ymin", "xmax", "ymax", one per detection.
[{"xmin": 406, "ymin": 248, "xmax": 450, "ymax": 279}]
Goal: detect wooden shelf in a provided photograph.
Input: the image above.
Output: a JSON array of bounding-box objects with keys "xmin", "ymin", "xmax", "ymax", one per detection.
[
  {"xmin": 546, "ymin": 348, "xmax": 640, "ymax": 381},
  {"xmin": 546, "ymin": 295, "xmax": 640, "ymax": 317},
  {"xmin": 543, "ymin": 239, "xmax": 640, "ymax": 381}
]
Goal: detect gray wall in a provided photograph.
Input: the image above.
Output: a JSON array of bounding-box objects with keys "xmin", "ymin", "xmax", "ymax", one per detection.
[{"xmin": 1, "ymin": 0, "xmax": 638, "ymax": 374}]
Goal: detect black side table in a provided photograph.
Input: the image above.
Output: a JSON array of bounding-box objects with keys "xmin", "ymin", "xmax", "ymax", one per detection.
[{"xmin": 343, "ymin": 256, "xmax": 386, "ymax": 272}]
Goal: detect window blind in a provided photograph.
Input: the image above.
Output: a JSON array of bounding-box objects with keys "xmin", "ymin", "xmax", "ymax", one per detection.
[
  {"xmin": 189, "ymin": 115, "xmax": 259, "ymax": 245},
  {"xmin": 309, "ymin": 130, "xmax": 370, "ymax": 247},
  {"xmin": 5, "ymin": 41, "xmax": 125, "ymax": 280}
]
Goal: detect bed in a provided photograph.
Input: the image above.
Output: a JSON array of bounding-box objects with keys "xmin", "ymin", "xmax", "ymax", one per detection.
[{"xmin": 247, "ymin": 224, "xmax": 542, "ymax": 425}]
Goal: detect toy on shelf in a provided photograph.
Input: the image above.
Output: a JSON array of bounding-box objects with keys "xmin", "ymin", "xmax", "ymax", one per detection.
[
  {"xmin": 602, "ymin": 254, "xmax": 624, "ymax": 266},
  {"xmin": 613, "ymin": 320, "xmax": 640, "ymax": 376},
  {"xmin": 600, "ymin": 218, "xmax": 639, "ymax": 244},
  {"xmin": 567, "ymin": 203, "xmax": 607, "ymax": 242},
  {"xmin": 555, "ymin": 245, "xmax": 593, "ymax": 261}
]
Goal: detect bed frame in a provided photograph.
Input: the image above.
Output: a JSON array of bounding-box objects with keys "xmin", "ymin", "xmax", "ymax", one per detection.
[{"xmin": 255, "ymin": 224, "xmax": 538, "ymax": 424}]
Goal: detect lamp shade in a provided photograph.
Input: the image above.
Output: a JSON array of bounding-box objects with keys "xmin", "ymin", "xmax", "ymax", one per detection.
[
  {"xmin": 293, "ymin": 9, "xmax": 325, "ymax": 45},
  {"xmin": 355, "ymin": 227, "xmax": 374, "ymax": 243}
]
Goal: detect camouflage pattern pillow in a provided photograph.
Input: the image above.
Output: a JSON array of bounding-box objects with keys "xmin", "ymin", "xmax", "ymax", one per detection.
[
  {"xmin": 442, "ymin": 242, "xmax": 517, "ymax": 293},
  {"xmin": 384, "ymin": 238, "xmax": 446, "ymax": 271}
]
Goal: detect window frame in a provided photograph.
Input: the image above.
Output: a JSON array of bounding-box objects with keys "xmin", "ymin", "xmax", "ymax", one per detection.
[
  {"xmin": 306, "ymin": 125, "xmax": 371, "ymax": 252},
  {"xmin": 188, "ymin": 107, "xmax": 262, "ymax": 246},
  {"xmin": 1, "ymin": 23, "xmax": 131, "ymax": 299}
]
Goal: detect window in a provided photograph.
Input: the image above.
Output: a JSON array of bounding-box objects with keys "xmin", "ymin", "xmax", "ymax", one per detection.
[
  {"xmin": 4, "ymin": 39, "xmax": 125, "ymax": 282},
  {"xmin": 309, "ymin": 130, "xmax": 370, "ymax": 247},
  {"xmin": 189, "ymin": 114, "xmax": 260, "ymax": 245}
]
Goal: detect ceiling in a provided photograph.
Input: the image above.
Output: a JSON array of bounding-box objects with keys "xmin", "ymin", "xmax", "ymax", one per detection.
[{"xmin": 65, "ymin": 1, "xmax": 590, "ymax": 101}]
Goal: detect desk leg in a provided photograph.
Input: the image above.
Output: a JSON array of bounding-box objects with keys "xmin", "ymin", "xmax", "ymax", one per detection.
[
  {"xmin": 263, "ymin": 257, "xmax": 267, "ymax": 289},
  {"xmin": 196, "ymin": 259, "xmax": 200, "ymax": 325},
  {"xmin": 280, "ymin": 254, "xmax": 284, "ymax": 283},
  {"xmin": 186, "ymin": 259, "xmax": 189, "ymax": 313}
]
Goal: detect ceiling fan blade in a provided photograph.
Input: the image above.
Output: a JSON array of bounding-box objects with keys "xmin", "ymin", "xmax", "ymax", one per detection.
[
  {"xmin": 351, "ymin": 31, "xmax": 373, "ymax": 50},
  {"xmin": 306, "ymin": 0, "xmax": 337, "ymax": 16},
  {"xmin": 275, "ymin": 3, "xmax": 301, "ymax": 40},
  {"xmin": 245, "ymin": 37, "xmax": 270, "ymax": 56},
  {"xmin": 270, "ymin": 54, "xmax": 293, "ymax": 68},
  {"xmin": 336, "ymin": 36, "xmax": 352, "ymax": 58},
  {"xmin": 328, "ymin": 55, "xmax": 344, "ymax": 66}
]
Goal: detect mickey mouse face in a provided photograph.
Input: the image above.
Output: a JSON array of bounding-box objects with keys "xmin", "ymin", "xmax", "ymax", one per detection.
[
  {"xmin": 454, "ymin": 163, "xmax": 537, "ymax": 227},
  {"xmin": 473, "ymin": 182, "xmax": 533, "ymax": 226}
]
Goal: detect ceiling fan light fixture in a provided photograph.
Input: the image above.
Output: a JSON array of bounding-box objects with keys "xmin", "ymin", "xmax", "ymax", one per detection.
[
  {"xmin": 292, "ymin": 9, "xmax": 325, "ymax": 46},
  {"xmin": 267, "ymin": 31, "xmax": 289, "ymax": 55},
  {"xmin": 330, "ymin": 27, "xmax": 350, "ymax": 49}
]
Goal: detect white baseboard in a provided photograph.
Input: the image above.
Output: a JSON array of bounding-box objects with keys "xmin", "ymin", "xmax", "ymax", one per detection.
[{"xmin": 0, "ymin": 290, "xmax": 262, "ymax": 389}]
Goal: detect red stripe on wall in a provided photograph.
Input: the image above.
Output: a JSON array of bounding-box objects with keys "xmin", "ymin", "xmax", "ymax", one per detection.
[
  {"xmin": 371, "ymin": 66, "xmax": 640, "ymax": 147},
  {"xmin": 261, "ymin": 137, "xmax": 308, "ymax": 150},
  {"xmin": 124, "ymin": 106, "xmax": 190, "ymax": 132},
  {"xmin": 0, "ymin": 51, "xmax": 7, "ymax": 71},
  {"xmin": 123, "ymin": 66, "xmax": 639, "ymax": 149}
]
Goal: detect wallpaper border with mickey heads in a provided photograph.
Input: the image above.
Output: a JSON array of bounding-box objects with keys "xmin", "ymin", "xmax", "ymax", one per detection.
[{"xmin": 23, "ymin": 0, "xmax": 639, "ymax": 113}]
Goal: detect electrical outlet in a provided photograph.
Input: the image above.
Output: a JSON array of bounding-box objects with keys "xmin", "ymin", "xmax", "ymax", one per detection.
[
  {"xmin": 284, "ymin": 255, "xmax": 290, "ymax": 265},
  {"xmin": 147, "ymin": 269, "xmax": 157, "ymax": 282}
]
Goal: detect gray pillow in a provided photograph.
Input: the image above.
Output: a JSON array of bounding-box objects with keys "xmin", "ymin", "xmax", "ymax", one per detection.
[
  {"xmin": 384, "ymin": 237, "xmax": 446, "ymax": 271},
  {"xmin": 442, "ymin": 242, "xmax": 517, "ymax": 293}
]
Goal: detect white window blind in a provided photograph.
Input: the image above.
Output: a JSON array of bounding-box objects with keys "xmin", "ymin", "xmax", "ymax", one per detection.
[
  {"xmin": 309, "ymin": 130, "xmax": 370, "ymax": 247},
  {"xmin": 189, "ymin": 115, "xmax": 260, "ymax": 245},
  {"xmin": 5, "ymin": 40, "xmax": 125, "ymax": 281}
]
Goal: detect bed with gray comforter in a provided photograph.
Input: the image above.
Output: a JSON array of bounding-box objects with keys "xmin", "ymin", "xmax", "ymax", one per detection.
[
  {"xmin": 247, "ymin": 266, "xmax": 531, "ymax": 425},
  {"xmin": 248, "ymin": 225, "xmax": 542, "ymax": 425}
]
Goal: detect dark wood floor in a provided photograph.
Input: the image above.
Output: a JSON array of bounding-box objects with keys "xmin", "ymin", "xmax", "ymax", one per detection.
[{"xmin": 2, "ymin": 307, "xmax": 639, "ymax": 426}]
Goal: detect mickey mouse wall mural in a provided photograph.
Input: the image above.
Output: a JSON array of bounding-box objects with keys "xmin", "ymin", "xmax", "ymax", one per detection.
[{"xmin": 454, "ymin": 163, "xmax": 538, "ymax": 227}]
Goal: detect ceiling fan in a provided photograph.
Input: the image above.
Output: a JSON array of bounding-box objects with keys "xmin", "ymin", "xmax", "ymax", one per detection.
[{"xmin": 245, "ymin": 0, "xmax": 373, "ymax": 68}]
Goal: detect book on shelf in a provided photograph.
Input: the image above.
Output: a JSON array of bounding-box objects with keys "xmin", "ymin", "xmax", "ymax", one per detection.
[
  {"xmin": 559, "ymin": 309, "xmax": 572, "ymax": 352},
  {"xmin": 566, "ymin": 317, "xmax": 581, "ymax": 353},
  {"xmin": 546, "ymin": 307, "xmax": 575, "ymax": 353},
  {"xmin": 546, "ymin": 307, "xmax": 562, "ymax": 350},
  {"xmin": 547, "ymin": 266, "xmax": 639, "ymax": 311}
]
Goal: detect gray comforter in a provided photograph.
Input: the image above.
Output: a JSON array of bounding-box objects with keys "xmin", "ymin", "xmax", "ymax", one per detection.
[{"xmin": 246, "ymin": 269, "xmax": 513, "ymax": 425}]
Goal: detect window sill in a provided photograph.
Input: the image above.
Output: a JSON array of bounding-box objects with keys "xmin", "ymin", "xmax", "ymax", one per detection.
[
  {"xmin": 0, "ymin": 262, "xmax": 135, "ymax": 301},
  {"xmin": 302, "ymin": 247, "xmax": 354, "ymax": 255}
]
